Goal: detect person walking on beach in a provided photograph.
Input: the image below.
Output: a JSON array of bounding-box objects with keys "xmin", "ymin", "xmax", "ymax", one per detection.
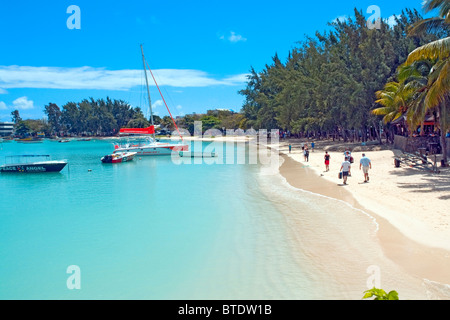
[
  {"xmin": 324, "ymin": 151, "xmax": 330, "ymax": 172},
  {"xmin": 311, "ymin": 141, "xmax": 315, "ymax": 152},
  {"xmin": 344, "ymin": 150, "xmax": 353, "ymax": 163},
  {"xmin": 340, "ymin": 157, "xmax": 351, "ymax": 185},
  {"xmin": 359, "ymin": 153, "xmax": 372, "ymax": 182},
  {"xmin": 289, "ymin": 144, "xmax": 292, "ymax": 153},
  {"xmin": 304, "ymin": 147, "xmax": 309, "ymax": 162}
]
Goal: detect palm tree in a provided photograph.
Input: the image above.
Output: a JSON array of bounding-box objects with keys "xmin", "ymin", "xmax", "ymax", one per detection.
[
  {"xmin": 398, "ymin": 61, "xmax": 435, "ymax": 135},
  {"xmin": 406, "ymin": 0, "xmax": 450, "ymax": 164},
  {"xmin": 372, "ymin": 81, "xmax": 412, "ymax": 124},
  {"xmin": 408, "ymin": 0, "xmax": 450, "ymax": 36}
]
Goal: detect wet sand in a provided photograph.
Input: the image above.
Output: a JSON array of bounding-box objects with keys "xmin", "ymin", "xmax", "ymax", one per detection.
[{"xmin": 278, "ymin": 152, "xmax": 450, "ymax": 296}]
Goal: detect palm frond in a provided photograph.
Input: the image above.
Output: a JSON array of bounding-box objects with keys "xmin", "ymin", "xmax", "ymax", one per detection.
[
  {"xmin": 406, "ymin": 90, "xmax": 428, "ymax": 129},
  {"xmin": 408, "ymin": 17, "xmax": 449, "ymax": 36},
  {"xmin": 422, "ymin": 0, "xmax": 450, "ymax": 17},
  {"xmin": 371, "ymin": 107, "xmax": 393, "ymax": 116},
  {"xmin": 406, "ymin": 37, "xmax": 450, "ymax": 65},
  {"xmin": 425, "ymin": 59, "xmax": 450, "ymax": 108}
]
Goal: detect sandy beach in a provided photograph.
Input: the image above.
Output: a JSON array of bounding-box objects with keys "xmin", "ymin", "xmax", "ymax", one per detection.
[
  {"xmin": 101, "ymin": 133, "xmax": 450, "ymax": 297},
  {"xmin": 267, "ymin": 138, "xmax": 450, "ymax": 298}
]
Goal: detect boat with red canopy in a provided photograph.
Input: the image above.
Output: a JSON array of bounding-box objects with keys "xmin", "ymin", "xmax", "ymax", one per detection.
[{"xmin": 112, "ymin": 45, "xmax": 189, "ymax": 156}]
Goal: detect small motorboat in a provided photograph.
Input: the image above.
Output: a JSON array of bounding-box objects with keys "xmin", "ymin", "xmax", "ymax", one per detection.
[
  {"xmin": 101, "ymin": 152, "xmax": 137, "ymax": 164},
  {"xmin": 59, "ymin": 139, "xmax": 70, "ymax": 143},
  {"xmin": 17, "ymin": 137, "xmax": 43, "ymax": 143},
  {"xmin": 1, "ymin": 137, "xmax": 13, "ymax": 143}
]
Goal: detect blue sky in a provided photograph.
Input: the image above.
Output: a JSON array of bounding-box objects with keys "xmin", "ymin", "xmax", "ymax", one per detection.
[{"xmin": 0, "ymin": 0, "xmax": 425, "ymax": 122}]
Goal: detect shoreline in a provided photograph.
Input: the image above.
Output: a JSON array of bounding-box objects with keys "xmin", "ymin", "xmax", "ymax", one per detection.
[{"xmin": 266, "ymin": 139, "xmax": 450, "ymax": 294}]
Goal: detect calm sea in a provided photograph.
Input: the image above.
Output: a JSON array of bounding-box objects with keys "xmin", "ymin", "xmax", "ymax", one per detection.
[
  {"xmin": 1, "ymin": 139, "xmax": 435, "ymax": 300},
  {"xmin": 0, "ymin": 139, "xmax": 320, "ymax": 299}
]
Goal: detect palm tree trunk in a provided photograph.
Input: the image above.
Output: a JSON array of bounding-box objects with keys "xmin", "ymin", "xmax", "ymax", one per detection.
[
  {"xmin": 439, "ymin": 103, "xmax": 448, "ymax": 165},
  {"xmin": 373, "ymin": 121, "xmax": 382, "ymax": 144},
  {"xmin": 441, "ymin": 133, "xmax": 447, "ymax": 165}
]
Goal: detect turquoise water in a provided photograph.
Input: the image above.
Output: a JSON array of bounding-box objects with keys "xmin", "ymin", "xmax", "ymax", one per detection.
[
  {"xmin": 0, "ymin": 139, "xmax": 318, "ymax": 299},
  {"xmin": 1, "ymin": 139, "xmax": 436, "ymax": 300}
]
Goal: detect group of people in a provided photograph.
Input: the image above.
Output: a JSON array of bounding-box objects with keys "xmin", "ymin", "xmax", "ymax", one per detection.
[
  {"xmin": 324, "ymin": 150, "xmax": 372, "ymax": 185},
  {"xmin": 289, "ymin": 143, "xmax": 372, "ymax": 184}
]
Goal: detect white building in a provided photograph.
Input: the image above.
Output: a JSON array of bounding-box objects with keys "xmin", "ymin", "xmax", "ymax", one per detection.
[{"xmin": 0, "ymin": 122, "xmax": 14, "ymax": 136}]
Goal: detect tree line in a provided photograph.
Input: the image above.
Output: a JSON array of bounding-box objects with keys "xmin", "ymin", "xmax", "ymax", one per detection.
[
  {"xmin": 237, "ymin": 8, "xmax": 444, "ymax": 142},
  {"xmin": 10, "ymin": 97, "xmax": 152, "ymax": 137},
  {"xmin": 9, "ymin": 3, "xmax": 450, "ymax": 163},
  {"xmin": 9, "ymin": 98, "xmax": 242, "ymax": 138}
]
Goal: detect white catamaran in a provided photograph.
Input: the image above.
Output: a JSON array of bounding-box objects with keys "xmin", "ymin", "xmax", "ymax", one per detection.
[{"xmin": 113, "ymin": 45, "xmax": 189, "ymax": 156}]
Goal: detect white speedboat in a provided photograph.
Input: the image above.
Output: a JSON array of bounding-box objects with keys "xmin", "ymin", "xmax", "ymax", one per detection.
[{"xmin": 101, "ymin": 151, "xmax": 137, "ymax": 163}]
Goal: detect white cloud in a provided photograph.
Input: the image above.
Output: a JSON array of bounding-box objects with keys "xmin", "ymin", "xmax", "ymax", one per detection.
[
  {"xmin": 12, "ymin": 96, "xmax": 34, "ymax": 110},
  {"xmin": 385, "ymin": 15, "xmax": 400, "ymax": 28},
  {"xmin": 229, "ymin": 31, "xmax": 247, "ymax": 43},
  {"xmin": 0, "ymin": 65, "xmax": 248, "ymax": 91},
  {"xmin": 176, "ymin": 105, "xmax": 183, "ymax": 110},
  {"xmin": 332, "ymin": 15, "xmax": 348, "ymax": 23},
  {"xmin": 152, "ymin": 100, "xmax": 164, "ymax": 109},
  {"xmin": 220, "ymin": 31, "xmax": 247, "ymax": 43},
  {"xmin": 0, "ymin": 97, "xmax": 34, "ymax": 110},
  {"xmin": 223, "ymin": 74, "xmax": 250, "ymax": 83}
]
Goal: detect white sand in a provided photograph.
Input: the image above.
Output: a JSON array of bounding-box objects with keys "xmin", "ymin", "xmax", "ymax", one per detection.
[{"xmin": 277, "ymin": 141, "xmax": 450, "ymax": 252}]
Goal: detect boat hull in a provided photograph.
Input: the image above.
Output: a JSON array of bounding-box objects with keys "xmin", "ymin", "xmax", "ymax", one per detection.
[
  {"xmin": 0, "ymin": 161, "xmax": 67, "ymax": 173},
  {"xmin": 101, "ymin": 152, "xmax": 137, "ymax": 163},
  {"xmin": 113, "ymin": 144, "xmax": 189, "ymax": 156}
]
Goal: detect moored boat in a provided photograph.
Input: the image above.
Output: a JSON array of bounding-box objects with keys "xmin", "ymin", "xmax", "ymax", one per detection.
[
  {"xmin": 16, "ymin": 137, "xmax": 43, "ymax": 143},
  {"xmin": 113, "ymin": 134, "xmax": 188, "ymax": 156},
  {"xmin": 112, "ymin": 45, "xmax": 189, "ymax": 156},
  {"xmin": 1, "ymin": 136, "xmax": 13, "ymax": 142},
  {"xmin": 101, "ymin": 151, "xmax": 137, "ymax": 163},
  {"xmin": 0, "ymin": 155, "xmax": 68, "ymax": 173}
]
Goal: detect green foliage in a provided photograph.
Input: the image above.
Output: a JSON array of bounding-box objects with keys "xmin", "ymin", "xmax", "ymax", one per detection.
[
  {"xmin": 15, "ymin": 121, "xmax": 31, "ymax": 137},
  {"xmin": 160, "ymin": 115, "xmax": 175, "ymax": 130},
  {"xmin": 44, "ymin": 103, "xmax": 62, "ymax": 135},
  {"xmin": 238, "ymin": 7, "xmax": 438, "ymax": 139},
  {"xmin": 44, "ymin": 97, "xmax": 142, "ymax": 136},
  {"xmin": 363, "ymin": 287, "xmax": 399, "ymax": 300},
  {"xmin": 199, "ymin": 115, "xmax": 221, "ymax": 132},
  {"xmin": 383, "ymin": 0, "xmax": 450, "ymax": 163},
  {"xmin": 11, "ymin": 109, "xmax": 21, "ymax": 124}
]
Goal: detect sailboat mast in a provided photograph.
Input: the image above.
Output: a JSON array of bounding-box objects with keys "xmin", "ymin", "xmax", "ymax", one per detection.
[{"xmin": 140, "ymin": 44, "xmax": 156, "ymax": 140}]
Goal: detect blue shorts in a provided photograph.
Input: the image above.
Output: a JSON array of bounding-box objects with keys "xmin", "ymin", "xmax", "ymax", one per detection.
[{"xmin": 343, "ymin": 171, "xmax": 349, "ymax": 177}]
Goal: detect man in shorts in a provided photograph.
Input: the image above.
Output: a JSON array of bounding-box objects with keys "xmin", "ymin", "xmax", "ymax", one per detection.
[
  {"xmin": 359, "ymin": 153, "xmax": 372, "ymax": 182},
  {"xmin": 340, "ymin": 156, "xmax": 351, "ymax": 185}
]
